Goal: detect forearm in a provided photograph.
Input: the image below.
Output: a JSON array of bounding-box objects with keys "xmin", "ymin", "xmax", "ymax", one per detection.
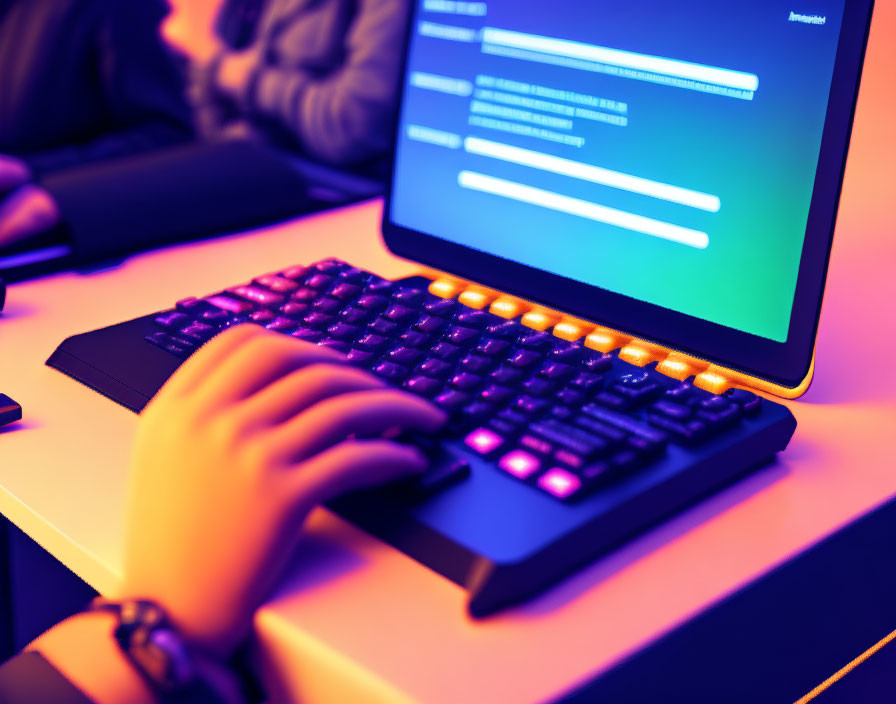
[{"xmin": 27, "ymin": 612, "xmax": 157, "ymax": 704}]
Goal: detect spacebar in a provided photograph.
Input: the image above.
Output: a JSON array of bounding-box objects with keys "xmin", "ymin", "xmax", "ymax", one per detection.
[{"xmin": 581, "ymin": 404, "xmax": 668, "ymax": 444}]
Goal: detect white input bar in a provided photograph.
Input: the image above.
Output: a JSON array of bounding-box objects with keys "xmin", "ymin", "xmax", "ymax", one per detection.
[
  {"xmin": 458, "ymin": 171, "xmax": 710, "ymax": 249},
  {"xmin": 465, "ymin": 137, "xmax": 720, "ymax": 212},
  {"xmin": 481, "ymin": 27, "xmax": 759, "ymax": 92}
]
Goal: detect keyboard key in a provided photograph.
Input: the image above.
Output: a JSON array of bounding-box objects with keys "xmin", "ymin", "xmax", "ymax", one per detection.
[
  {"xmin": 255, "ymin": 274, "xmax": 299, "ymax": 293},
  {"xmin": 446, "ymin": 326, "xmax": 480, "ymax": 346},
  {"xmin": 573, "ymin": 416, "xmax": 626, "ymax": 445},
  {"xmin": 725, "ymin": 389, "xmax": 762, "ymax": 415},
  {"xmin": 330, "ymin": 283, "xmax": 363, "ymax": 301},
  {"xmin": 356, "ymin": 333, "xmax": 389, "ymax": 351},
  {"xmin": 475, "ymin": 338, "xmax": 512, "ymax": 357},
  {"xmin": 372, "ymin": 362, "xmax": 409, "ymax": 382},
  {"xmin": 306, "ymin": 274, "xmax": 334, "ymax": 289},
  {"xmin": 451, "ymin": 373, "xmax": 483, "ymax": 391},
  {"xmin": 487, "ymin": 320, "xmax": 526, "ymax": 340},
  {"xmin": 490, "ymin": 366, "xmax": 525, "ymax": 385},
  {"xmin": 337, "ymin": 267, "xmax": 368, "ymax": 283},
  {"xmin": 418, "ymin": 358, "xmax": 453, "ymax": 379},
  {"xmin": 554, "ymin": 449, "xmax": 584, "ymax": 468},
  {"xmin": 319, "ymin": 340, "xmax": 349, "ymax": 354},
  {"xmin": 366, "ymin": 279, "xmax": 396, "ymax": 295},
  {"xmin": 646, "ymin": 414, "xmax": 709, "ymax": 444},
  {"xmin": 205, "ymin": 294, "xmax": 254, "ymax": 314},
  {"xmin": 423, "ymin": 298, "xmax": 457, "ymax": 316},
  {"xmin": 537, "ymin": 468, "xmax": 582, "ymax": 499},
  {"xmin": 280, "ymin": 302, "xmax": 310, "ymax": 319},
  {"xmin": 302, "ymin": 312, "xmax": 335, "ymax": 330},
  {"xmin": 538, "ymin": 362, "xmax": 574, "ymax": 382},
  {"xmin": 346, "ymin": 348, "xmax": 375, "ymax": 366},
  {"xmin": 229, "ymin": 285, "xmax": 285, "ymax": 306},
  {"xmin": 556, "ymin": 389, "xmax": 586, "ymax": 406},
  {"xmin": 551, "ymin": 405, "xmax": 574, "ymax": 420},
  {"xmin": 459, "ymin": 355, "xmax": 493, "ymax": 374},
  {"xmin": 250, "ymin": 309, "xmax": 276, "ymax": 324},
  {"xmin": 497, "ymin": 408, "xmax": 529, "ymax": 427},
  {"xmin": 385, "ymin": 305, "xmax": 417, "ymax": 324},
  {"xmin": 530, "ymin": 419, "xmax": 609, "ymax": 459},
  {"xmin": 292, "ymin": 329, "xmax": 323, "ymax": 343},
  {"xmin": 389, "ymin": 347, "xmax": 424, "ymax": 366},
  {"xmin": 514, "ymin": 396, "xmax": 548, "ymax": 415},
  {"xmin": 569, "ymin": 372, "xmax": 603, "ymax": 394},
  {"xmin": 480, "ymin": 384, "xmax": 515, "ymax": 404},
  {"xmin": 415, "ymin": 315, "xmax": 448, "ymax": 334},
  {"xmin": 521, "ymin": 378, "xmax": 555, "ymax": 397},
  {"xmin": 280, "ymin": 265, "xmax": 308, "ymax": 280},
  {"xmin": 461, "ymin": 401, "xmax": 498, "ymax": 425},
  {"xmin": 393, "ymin": 288, "xmax": 427, "ymax": 307},
  {"xmin": 594, "ymin": 391, "xmax": 632, "ymax": 412},
  {"xmin": 292, "ymin": 288, "xmax": 318, "ymax": 303},
  {"xmin": 404, "ymin": 376, "xmax": 442, "ymax": 398},
  {"xmin": 612, "ymin": 382, "xmax": 662, "ymax": 405},
  {"xmin": 508, "ymin": 350, "xmax": 541, "ymax": 369},
  {"xmin": 653, "ymin": 400, "xmax": 692, "ymax": 420},
  {"xmin": 456, "ymin": 310, "xmax": 491, "ymax": 329},
  {"xmin": 399, "ymin": 330, "xmax": 433, "ymax": 348},
  {"xmin": 697, "ymin": 403, "xmax": 741, "ymax": 428},
  {"xmin": 154, "ymin": 312, "xmax": 191, "ymax": 330},
  {"xmin": 357, "ymin": 294, "xmax": 389, "ymax": 311},
  {"xmin": 265, "ymin": 317, "xmax": 297, "ymax": 333},
  {"xmin": 146, "ymin": 332, "xmax": 173, "ymax": 348},
  {"xmin": 521, "ymin": 311, "xmax": 559, "ymax": 331},
  {"xmin": 498, "ymin": 450, "xmax": 542, "ymax": 479},
  {"xmin": 176, "ymin": 297, "xmax": 209, "ymax": 315},
  {"xmin": 312, "ymin": 259, "xmax": 344, "ymax": 274},
  {"xmin": 179, "ymin": 321, "xmax": 216, "ymax": 341},
  {"xmin": 435, "ymin": 390, "xmax": 470, "ymax": 412},
  {"xmin": 581, "ymin": 403, "xmax": 668, "ymax": 445},
  {"xmin": 551, "ymin": 344, "xmax": 584, "ymax": 364},
  {"xmin": 327, "ymin": 323, "xmax": 360, "ymax": 341},
  {"xmin": 432, "ymin": 342, "xmax": 463, "ymax": 361},
  {"xmin": 519, "ymin": 332, "xmax": 554, "ymax": 351},
  {"xmin": 463, "ymin": 427, "xmax": 506, "ymax": 455},
  {"xmin": 583, "ymin": 352, "xmax": 614, "ymax": 373},
  {"xmin": 201, "ymin": 309, "xmax": 234, "ymax": 326},
  {"xmin": 312, "ymin": 297, "xmax": 342, "ymax": 315},
  {"xmin": 520, "ymin": 434, "xmax": 553, "ymax": 455},
  {"xmin": 369, "ymin": 317, "xmax": 400, "ymax": 336}
]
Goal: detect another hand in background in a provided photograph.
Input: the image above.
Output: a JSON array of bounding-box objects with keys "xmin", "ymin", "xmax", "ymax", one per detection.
[
  {"xmin": 0, "ymin": 183, "xmax": 62, "ymax": 249},
  {"xmin": 215, "ymin": 47, "xmax": 265, "ymax": 102},
  {"xmin": 120, "ymin": 325, "xmax": 445, "ymax": 658},
  {"xmin": 0, "ymin": 155, "xmax": 30, "ymax": 193}
]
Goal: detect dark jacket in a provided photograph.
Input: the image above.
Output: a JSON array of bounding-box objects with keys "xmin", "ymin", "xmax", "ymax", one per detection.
[
  {"xmin": 193, "ymin": 0, "xmax": 409, "ymax": 167},
  {"xmin": 0, "ymin": 0, "xmax": 193, "ymax": 176}
]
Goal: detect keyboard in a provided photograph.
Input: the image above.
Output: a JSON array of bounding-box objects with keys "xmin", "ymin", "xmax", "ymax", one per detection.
[
  {"xmin": 144, "ymin": 258, "xmax": 765, "ymax": 502},
  {"xmin": 48, "ymin": 257, "xmax": 795, "ymax": 615}
]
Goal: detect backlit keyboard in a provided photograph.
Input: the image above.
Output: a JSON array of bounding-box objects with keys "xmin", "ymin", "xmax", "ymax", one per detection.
[{"xmin": 144, "ymin": 258, "xmax": 763, "ymax": 503}]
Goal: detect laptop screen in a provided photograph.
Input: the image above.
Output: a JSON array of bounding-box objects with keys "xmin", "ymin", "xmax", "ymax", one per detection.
[{"xmin": 389, "ymin": 1, "xmax": 847, "ymax": 344}]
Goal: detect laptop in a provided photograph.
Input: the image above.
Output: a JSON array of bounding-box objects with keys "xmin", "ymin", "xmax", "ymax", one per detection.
[{"xmin": 46, "ymin": 0, "xmax": 874, "ymax": 616}]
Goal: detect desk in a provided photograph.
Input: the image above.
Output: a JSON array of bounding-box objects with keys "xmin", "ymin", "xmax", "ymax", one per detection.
[{"xmin": 2, "ymin": 4, "xmax": 895, "ymax": 701}]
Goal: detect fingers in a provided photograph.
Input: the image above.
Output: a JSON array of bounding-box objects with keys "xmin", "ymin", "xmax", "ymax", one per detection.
[
  {"xmin": 192, "ymin": 330, "xmax": 347, "ymax": 409},
  {"xmin": 234, "ymin": 363, "xmax": 385, "ymax": 430},
  {"xmin": 0, "ymin": 156, "xmax": 30, "ymax": 192},
  {"xmin": 285, "ymin": 439, "xmax": 428, "ymax": 507},
  {"xmin": 266, "ymin": 388, "xmax": 446, "ymax": 464},
  {"xmin": 156, "ymin": 324, "xmax": 264, "ymax": 400},
  {"xmin": 0, "ymin": 185, "xmax": 61, "ymax": 246}
]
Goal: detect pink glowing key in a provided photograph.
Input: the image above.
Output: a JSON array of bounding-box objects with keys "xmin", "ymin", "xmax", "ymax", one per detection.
[
  {"xmin": 498, "ymin": 450, "xmax": 541, "ymax": 479},
  {"xmin": 464, "ymin": 428, "xmax": 505, "ymax": 455},
  {"xmin": 538, "ymin": 468, "xmax": 582, "ymax": 499}
]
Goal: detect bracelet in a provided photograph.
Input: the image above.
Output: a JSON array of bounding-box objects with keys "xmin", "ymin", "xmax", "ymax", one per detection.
[{"xmin": 88, "ymin": 598, "xmax": 228, "ymax": 703}]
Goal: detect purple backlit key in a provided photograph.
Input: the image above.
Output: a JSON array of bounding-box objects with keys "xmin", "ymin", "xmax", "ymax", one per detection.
[
  {"xmin": 179, "ymin": 322, "xmax": 216, "ymax": 341},
  {"xmin": 205, "ymin": 295, "xmax": 254, "ymax": 314},
  {"xmin": 154, "ymin": 312, "xmax": 191, "ymax": 330},
  {"xmin": 229, "ymin": 285, "xmax": 285, "ymax": 306},
  {"xmin": 537, "ymin": 468, "xmax": 582, "ymax": 499},
  {"xmin": 498, "ymin": 450, "xmax": 541, "ymax": 479},
  {"xmin": 404, "ymin": 376, "xmax": 442, "ymax": 398},
  {"xmin": 250, "ymin": 309, "xmax": 276, "ymax": 324},
  {"xmin": 419, "ymin": 358, "xmax": 452, "ymax": 378},
  {"xmin": 330, "ymin": 284, "xmax": 363, "ymax": 301},
  {"xmin": 464, "ymin": 427, "xmax": 506, "ymax": 455},
  {"xmin": 255, "ymin": 274, "xmax": 299, "ymax": 293},
  {"xmin": 265, "ymin": 317, "xmax": 297, "ymax": 333}
]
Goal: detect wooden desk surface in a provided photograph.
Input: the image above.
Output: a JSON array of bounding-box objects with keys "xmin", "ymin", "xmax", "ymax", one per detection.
[{"xmin": 2, "ymin": 5, "xmax": 895, "ymax": 702}]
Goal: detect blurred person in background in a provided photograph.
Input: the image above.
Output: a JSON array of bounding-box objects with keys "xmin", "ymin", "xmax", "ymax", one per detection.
[
  {"xmin": 0, "ymin": 0, "xmax": 410, "ymax": 260},
  {"xmin": 0, "ymin": 0, "xmax": 194, "ymax": 249}
]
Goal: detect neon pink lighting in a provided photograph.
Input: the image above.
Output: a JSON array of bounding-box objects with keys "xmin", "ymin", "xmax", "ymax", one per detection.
[
  {"xmin": 464, "ymin": 428, "xmax": 505, "ymax": 455},
  {"xmin": 498, "ymin": 450, "xmax": 541, "ymax": 479},
  {"xmin": 538, "ymin": 468, "xmax": 582, "ymax": 498}
]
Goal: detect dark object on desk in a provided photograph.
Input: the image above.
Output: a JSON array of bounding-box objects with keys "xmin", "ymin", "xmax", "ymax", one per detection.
[
  {"xmin": 0, "ymin": 143, "xmax": 382, "ymax": 283},
  {"xmin": 0, "ymin": 395, "xmax": 22, "ymax": 428},
  {"xmin": 46, "ymin": 260, "xmax": 796, "ymax": 617}
]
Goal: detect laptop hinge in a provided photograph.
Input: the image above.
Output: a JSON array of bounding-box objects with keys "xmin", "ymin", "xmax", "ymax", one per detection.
[{"xmin": 420, "ymin": 272, "xmax": 814, "ymax": 400}]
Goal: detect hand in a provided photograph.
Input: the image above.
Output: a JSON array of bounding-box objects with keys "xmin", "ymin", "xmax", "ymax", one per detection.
[
  {"xmin": 162, "ymin": 0, "xmax": 222, "ymax": 64},
  {"xmin": 119, "ymin": 325, "xmax": 445, "ymax": 657},
  {"xmin": 0, "ymin": 154, "xmax": 30, "ymax": 193},
  {"xmin": 216, "ymin": 48, "xmax": 264, "ymax": 101},
  {"xmin": 0, "ymin": 184, "xmax": 62, "ymax": 249}
]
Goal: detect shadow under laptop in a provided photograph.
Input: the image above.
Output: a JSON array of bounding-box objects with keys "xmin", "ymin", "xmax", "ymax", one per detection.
[{"xmin": 509, "ymin": 454, "xmax": 794, "ymax": 619}]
